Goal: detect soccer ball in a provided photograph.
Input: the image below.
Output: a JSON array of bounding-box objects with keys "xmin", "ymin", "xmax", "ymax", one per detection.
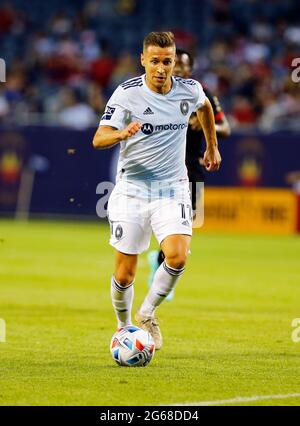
[{"xmin": 110, "ymin": 325, "xmax": 155, "ymax": 367}]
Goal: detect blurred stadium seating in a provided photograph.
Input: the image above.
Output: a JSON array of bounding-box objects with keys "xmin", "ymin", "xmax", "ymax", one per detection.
[{"xmin": 0, "ymin": 0, "xmax": 299, "ymax": 129}]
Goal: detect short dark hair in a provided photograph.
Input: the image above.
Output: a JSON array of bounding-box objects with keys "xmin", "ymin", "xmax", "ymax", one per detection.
[
  {"xmin": 143, "ymin": 31, "xmax": 175, "ymax": 51},
  {"xmin": 176, "ymin": 48, "xmax": 194, "ymax": 69}
]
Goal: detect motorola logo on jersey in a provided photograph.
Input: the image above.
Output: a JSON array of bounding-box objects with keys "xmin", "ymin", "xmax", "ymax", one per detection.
[
  {"xmin": 155, "ymin": 123, "xmax": 188, "ymax": 131},
  {"xmin": 141, "ymin": 122, "xmax": 188, "ymax": 135},
  {"xmin": 141, "ymin": 123, "xmax": 154, "ymax": 134}
]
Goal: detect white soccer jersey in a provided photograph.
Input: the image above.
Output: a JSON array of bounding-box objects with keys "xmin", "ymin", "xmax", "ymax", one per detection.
[{"xmin": 100, "ymin": 74, "xmax": 206, "ymax": 183}]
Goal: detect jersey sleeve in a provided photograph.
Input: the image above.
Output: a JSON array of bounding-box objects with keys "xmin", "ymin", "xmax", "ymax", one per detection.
[
  {"xmin": 194, "ymin": 81, "xmax": 206, "ymax": 111},
  {"xmin": 99, "ymin": 86, "xmax": 129, "ymax": 130},
  {"xmin": 203, "ymin": 87, "xmax": 225, "ymax": 123}
]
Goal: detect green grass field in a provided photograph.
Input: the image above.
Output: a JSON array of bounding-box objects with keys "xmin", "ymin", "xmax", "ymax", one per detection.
[{"xmin": 1, "ymin": 219, "xmax": 300, "ymax": 406}]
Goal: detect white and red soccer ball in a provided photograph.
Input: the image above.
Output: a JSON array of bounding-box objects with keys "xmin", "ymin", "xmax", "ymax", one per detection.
[{"xmin": 110, "ymin": 325, "xmax": 155, "ymax": 367}]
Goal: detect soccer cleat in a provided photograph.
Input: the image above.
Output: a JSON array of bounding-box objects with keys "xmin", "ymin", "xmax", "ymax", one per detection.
[
  {"xmin": 147, "ymin": 250, "xmax": 174, "ymax": 301},
  {"xmin": 135, "ymin": 312, "xmax": 163, "ymax": 350}
]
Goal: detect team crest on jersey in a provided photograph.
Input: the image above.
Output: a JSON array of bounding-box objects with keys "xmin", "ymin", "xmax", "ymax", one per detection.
[
  {"xmin": 115, "ymin": 225, "xmax": 123, "ymax": 240},
  {"xmin": 180, "ymin": 100, "xmax": 189, "ymax": 116},
  {"xmin": 101, "ymin": 106, "xmax": 116, "ymax": 120},
  {"xmin": 141, "ymin": 123, "xmax": 154, "ymax": 135}
]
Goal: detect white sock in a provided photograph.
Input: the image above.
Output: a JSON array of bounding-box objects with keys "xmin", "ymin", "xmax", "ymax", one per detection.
[
  {"xmin": 139, "ymin": 261, "xmax": 185, "ymax": 316},
  {"xmin": 110, "ymin": 276, "xmax": 134, "ymax": 328}
]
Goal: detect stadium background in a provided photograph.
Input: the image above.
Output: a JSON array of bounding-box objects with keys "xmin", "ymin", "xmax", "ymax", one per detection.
[{"xmin": 1, "ymin": 0, "xmax": 300, "ymax": 406}]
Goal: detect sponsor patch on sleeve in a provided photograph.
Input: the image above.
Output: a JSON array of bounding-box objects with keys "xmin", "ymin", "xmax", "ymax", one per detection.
[{"xmin": 101, "ymin": 106, "xmax": 116, "ymax": 120}]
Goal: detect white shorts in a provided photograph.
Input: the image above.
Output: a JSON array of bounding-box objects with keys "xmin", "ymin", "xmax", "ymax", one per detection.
[{"xmin": 107, "ymin": 180, "xmax": 193, "ymax": 254}]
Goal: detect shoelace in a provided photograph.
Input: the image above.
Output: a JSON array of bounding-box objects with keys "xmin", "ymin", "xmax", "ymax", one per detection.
[{"xmin": 142, "ymin": 317, "xmax": 159, "ymax": 328}]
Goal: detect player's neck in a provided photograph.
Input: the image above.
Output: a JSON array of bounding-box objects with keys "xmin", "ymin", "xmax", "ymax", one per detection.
[{"xmin": 145, "ymin": 76, "xmax": 173, "ymax": 95}]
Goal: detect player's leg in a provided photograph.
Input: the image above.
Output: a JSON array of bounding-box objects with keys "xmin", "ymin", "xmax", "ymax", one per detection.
[
  {"xmin": 147, "ymin": 249, "xmax": 174, "ymax": 300},
  {"xmin": 111, "ymin": 249, "xmax": 138, "ymax": 329},
  {"xmin": 160, "ymin": 233, "xmax": 190, "ymax": 299},
  {"xmin": 147, "ymin": 167, "xmax": 203, "ymax": 299},
  {"xmin": 147, "ymin": 248, "xmax": 173, "ymax": 301},
  {"xmin": 107, "ymin": 184, "xmax": 151, "ymax": 330},
  {"xmin": 109, "ymin": 220, "xmax": 150, "ymax": 329},
  {"xmin": 139, "ymin": 234, "xmax": 190, "ymax": 314},
  {"xmin": 136, "ymin": 234, "xmax": 190, "ymax": 349},
  {"xmin": 158, "ymin": 249, "xmax": 175, "ymax": 300},
  {"xmin": 136, "ymin": 191, "xmax": 193, "ymax": 349}
]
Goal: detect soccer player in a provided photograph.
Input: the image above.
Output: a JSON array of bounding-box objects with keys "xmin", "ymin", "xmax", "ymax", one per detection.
[
  {"xmin": 92, "ymin": 32, "xmax": 221, "ymax": 350},
  {"xmin": 148, "ymin": 49, "xmax": 231, "ymax": 300}
]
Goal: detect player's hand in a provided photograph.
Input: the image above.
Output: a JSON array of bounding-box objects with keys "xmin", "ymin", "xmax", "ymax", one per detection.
[
  {"xmin": 189, "ymin": 114, "xmax": 202, "ymax": 132},
  {"xmin": 119, "ymin": 122, "xmax": 141, "ymax": 140},
  {"xmin": 203, "ymin": 146, "xmax": 221, "ymax": 171}
]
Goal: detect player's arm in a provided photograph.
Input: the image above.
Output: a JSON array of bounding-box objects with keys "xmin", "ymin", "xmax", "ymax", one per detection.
[
  {"xmin": 92, "ymin": 122, "xmax": 141, "ymax": 149},
  {"xmin": 196, "ymin": 97, "xmax": 221, "ymax": 171}
]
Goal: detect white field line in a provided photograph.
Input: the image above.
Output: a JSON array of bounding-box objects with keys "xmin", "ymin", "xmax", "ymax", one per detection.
[{"xmin": 170, "ymin": 393, "xmax": 300, "ymax": 406}]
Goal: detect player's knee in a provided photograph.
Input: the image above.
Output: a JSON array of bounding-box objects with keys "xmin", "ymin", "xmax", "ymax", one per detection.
[
  {"xmin": 114, "ymin": 270, "xmax": 135, "ymax": 287},
  {"xmin": 165, "ymin": 252, "xmax": 188, "ymax": 270}
]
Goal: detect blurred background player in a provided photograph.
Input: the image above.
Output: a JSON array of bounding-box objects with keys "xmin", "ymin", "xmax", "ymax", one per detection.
[{"xmin": 147, "ymin": 49, "xmax": 231, "ymax": 300}]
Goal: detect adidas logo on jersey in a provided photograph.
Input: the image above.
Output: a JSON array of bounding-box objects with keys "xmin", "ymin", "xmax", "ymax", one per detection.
[{"xmin": 143, "ymin": 107, "xmax": 154, "ymax": 115}]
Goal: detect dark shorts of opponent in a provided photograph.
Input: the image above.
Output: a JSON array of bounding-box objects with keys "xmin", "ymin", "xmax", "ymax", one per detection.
[{"xmin": 186, "ymin": 160, "xmax": 205, "ymax": 212}]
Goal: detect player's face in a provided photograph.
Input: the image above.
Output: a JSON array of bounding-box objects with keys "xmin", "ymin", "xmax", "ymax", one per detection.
[
  {"xmin": 141, "ymin": 45, "xmax": 176, "ymax": 94},
  {"xmin": 174, "ymin": 53, "xmax": 192, "ymax": 79}
]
